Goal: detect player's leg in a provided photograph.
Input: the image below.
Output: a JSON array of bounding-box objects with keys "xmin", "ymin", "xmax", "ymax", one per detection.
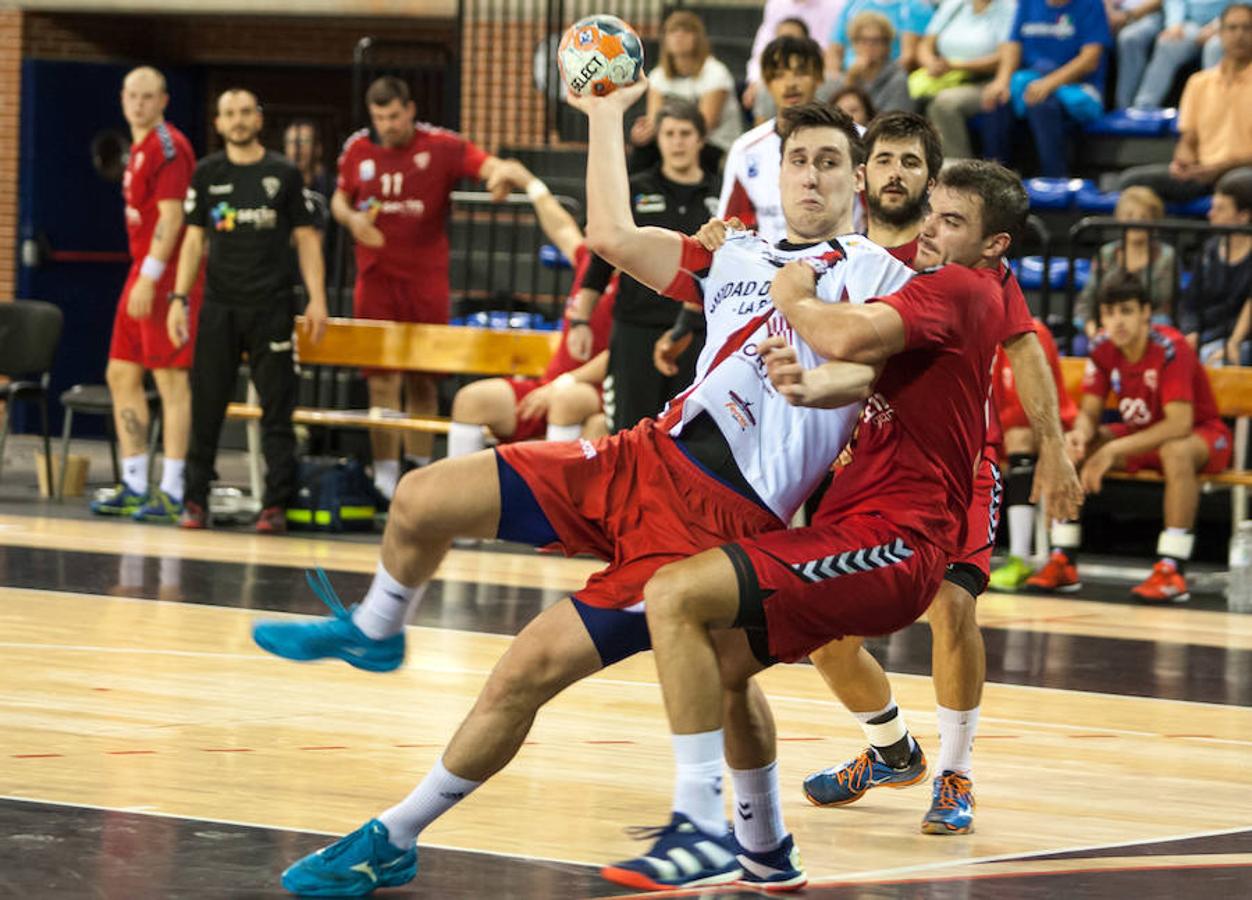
[
  {"xmin": 94, "ymin": 359, "xmax": 151, "ymax": 514},
  {"xmin": 802, "ymin": 638, "xmax": 927, "ymax": 807},
  {"xmin": 367, "ymin": 371, "xmax": 404, "ymax": 498},
  {"xmin": 131, "ymin": 367, "xmax": 190, "ymax": 521},
  {"xmin": 180, "ymin": 303, "xmax": 242, "ymax": 528},
  {"xmin": 448, "ymin": 377, "xmax": 519, "ymax": 457},
  {"xmin": 545, "ymin": 380, "xmax": 601, "ymax": 441},
  {"xmin": 1133, "ymin": 432, "xmax": 1211, "ymax": 602},
  {"xmin": 990, "ymin": 426, "xmax": 1038, "ymax": 590},
  {"xmin": 401, "ymin": 371, "xmax": 438, "ymax": 464},
  {"xmin": 582, "ymin": 412, "xmax": 610, "ymax": 439},
  {"xmin": 1027, "ymin": 429, "xmax": 1111, "ymax": 593}
]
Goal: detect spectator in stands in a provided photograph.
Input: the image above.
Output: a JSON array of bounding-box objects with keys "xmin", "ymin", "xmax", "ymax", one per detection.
[
  {"xmin": 829, "ymin": 12, "xmax": 916, "ymax": 114},
  {"xmin": 750, "ymin": 17, "xmax": 838, "ymax": 125},
  {"xmin": 1076, "ymin": 186, "xmax": 1177, "ymax": 338},
  {"xmin": 582, "ymin": 99, "xmax": 722, "ymax": 432},
  {"xmin": 1119, "ymin": 5, "xmax": 1252, "ymax": 202},
  {"xmin": 1109, "ymin": 1, "xmax": 1166, "ymax": 108},
  {"xmin": 333, "ymin": 76, "xmax": 524, "ymax": 501},
  {"xmin": 1177, "ymin": 169, "xmax": 1252, "ymax": 362},
  {"xmin": 980, "ymin": 0, "xmax": 1111, "ymax": 177},
  {"xmin": 631, "ymin": 10, "xmax": 742, "ymax": 171},
  {"xmin": 742, "ymin": 0, "xmax": 842, "ymax": 113},
  {"xmin": 1026, "ymin": 271, "xmax": 1232, "ymax": 603},
  {"xmin": 444, "ymin": 160, "xmax": 615, "ymax": 459},
  {"xmin": 912, "ymin": 0, "xmax": 1018, "ymax": 159},
  {"xmin": 831, "ymin": 84, "xmax": 878, "ymax": 125},
  {"xmin": 827, "ymin": 0, "xmax": 933, "ymax": 76},
  {"xmin": 1119, "ymin": 0, "xmax": 1230, "ymax": 110},
  {"xmin": 284, "ymin": 120, "xmax": 332, "ymax": 201}
]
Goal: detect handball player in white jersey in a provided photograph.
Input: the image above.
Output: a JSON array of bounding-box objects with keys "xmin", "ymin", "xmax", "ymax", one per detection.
[{"xmin": 256, "ymin": 78, "xmax": 910, "ymax": 897}]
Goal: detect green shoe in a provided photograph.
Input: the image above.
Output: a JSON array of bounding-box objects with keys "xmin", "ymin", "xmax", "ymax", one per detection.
[
  {"xmin": 988, "ymin": 555, "xmax": 1033, "ymax": 591},
  {"xmin": 90, "ymin": 484, "xmax": 145, "ymax": 516},
  {"xmin": 132, "ymin": 489, "xmax": 183, "ymax": 523}
]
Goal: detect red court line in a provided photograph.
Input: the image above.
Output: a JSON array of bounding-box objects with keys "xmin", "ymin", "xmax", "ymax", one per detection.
[
  {"xmin": 1069, "ymin": 734, "xmax": 1119, "ymax": 739},
  {"xmin": 299, "ymin": 746, "xmax": 349, "ymax": 751},
  {"xmin": 106, "ymin": 750, "xmax": 157, "ymax": 755},
  {"xmin": 393, "ymin": 743, "xmax": 444, "ymax": 748},
  {"xmin": 200, "ymin": 748, "xmax": 254, "ymax": 753},
  {"xmin": 12, "ymin": 753, "xmax": 63, "ymax": 759}
]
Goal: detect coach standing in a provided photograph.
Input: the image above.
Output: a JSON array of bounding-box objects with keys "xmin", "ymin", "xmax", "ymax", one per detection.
[{"xmin": 167, "ymin": 88, "xmax": 328, "ymax": 534}]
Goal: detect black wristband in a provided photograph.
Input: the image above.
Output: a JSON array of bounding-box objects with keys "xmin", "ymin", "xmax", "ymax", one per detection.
[
  {"xmin": 668, "ymin": 306, "xmax": 705, "ymax": 342},
  {"xmin": 567, "ymin": 318, "xmax": 591, "ymax": 329},
  {"xmin": 168, "ymin": 292, "xmax": 188, "ymax": 305}
]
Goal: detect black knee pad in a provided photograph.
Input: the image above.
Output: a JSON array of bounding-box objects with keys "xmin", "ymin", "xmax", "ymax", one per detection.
[{"xmin": 943, "ymin": 561, "xmax": 987, "ymax": 598}]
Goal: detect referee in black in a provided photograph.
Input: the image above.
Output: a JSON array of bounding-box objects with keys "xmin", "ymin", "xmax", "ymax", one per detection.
[
  {"xmin": 576, "ymin": 99, "xmax": 720, "ymax": 432},
  {"xmin": 167, "ymin": 88, "xmax": 328, "ymax": 533}
]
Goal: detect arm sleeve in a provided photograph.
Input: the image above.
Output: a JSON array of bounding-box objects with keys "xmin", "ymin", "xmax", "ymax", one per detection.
[
  {"xmin": 153, "ymin": 151, "xmax": 193, "ymax": 202},
  {"xmin": 287, "ymin": 167, "xmax": 316, "ymax": 228},
  {"xmin": 1082, "ymin": 349, "xmax": 1111, "ymax": 398},
  {"xmin": 1159, "ymin": 340, "xmax": 1198, "ymax": 406},
  {"xmin": 701, "ymin": 58, "xmax": 736, "ymax": 93},
  {"xmin": 660, "ymin": 236, "xmax": 715, "ymax": 304},
  {"xmin": 1177, "ymin": 77, "xmax": 1199, "ymax": 134},
  {"xmin": 462, "ymin": 136, "xmax": 491, "ymax": 181},
  {"xmin": 184, "ymin": 164, "xmax": 209, "ymax": 229},
  {"xmin": 1079, "ymin": 0, "xmax": 1113, "ymax": 47},
  {"xmin": 335, "ymin": 141, "xmax": 358, "ymax": 197},
  {"xmin": 1163, "ymin": 0, "xmax": 1185, "ymax": 29},
  {"xmin": 582, "ymin": 252, "xmax": 616, "ymax": 294},
  {"xmin": 1002, "ymin": 273, "xmax": 1037, "ymax": 339},
  {"xmin": 905, "ymin": 0, "xmax": 933, "ymax": 34},
  {"xmin": 1009, "ymin": 1, "xmax": 1027, "ymax": 42},
  {"xmin": 925, "ymin": 0, "xmax": 956, "ymax": 37},
  {"xmin": 875, "ymin": 268, "xmax": 964, "ymax": 351}
]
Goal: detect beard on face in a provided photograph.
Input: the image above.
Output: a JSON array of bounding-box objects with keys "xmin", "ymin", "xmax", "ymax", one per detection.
[{"xmin": 867, "ymin": 182, "xmax": 927, "ymax": 228}]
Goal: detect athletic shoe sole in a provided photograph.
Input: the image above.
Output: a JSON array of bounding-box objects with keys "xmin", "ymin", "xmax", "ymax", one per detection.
[{"xmin": 600, "ymin": 866, "xmax": 742, "ymax": 891}]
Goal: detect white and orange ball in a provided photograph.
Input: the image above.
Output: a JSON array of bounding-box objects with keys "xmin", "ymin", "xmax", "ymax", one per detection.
[{"xmin": 557, "ymin": 15, "xmax": 644, "ymax": 97}]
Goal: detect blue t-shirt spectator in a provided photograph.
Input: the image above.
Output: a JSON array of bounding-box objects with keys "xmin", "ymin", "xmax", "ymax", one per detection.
[
  {"xmin": 1164, "ymin": 0, "xmax": 1231, "ymax": 29},
  {"xmin": 1012, "ymin": 0, "xmax": 1113, "ymax": 93},
  {"xmin": 832, "ymin": 0, "xmax": 934, "ymax": 68}
]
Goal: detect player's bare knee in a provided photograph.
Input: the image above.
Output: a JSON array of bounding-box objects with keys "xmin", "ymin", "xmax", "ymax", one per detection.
[
  {"xmin": 152, "ymin": 368, "xmax": 189, "ymax": 401},
  {"xmin": 929, "ymin": 584, "xmax": 977, "ymax": 639},
  {"xmin": 1159, "ymin": 438, "xmax": 1199, "ymax": 476},
  {"xmin": 642, "ymin": 566, "xmax": 695, "ymax": 627},
  {"xmin": 105, "ymin": 360, "xmax": 141, "ymax": 393}
]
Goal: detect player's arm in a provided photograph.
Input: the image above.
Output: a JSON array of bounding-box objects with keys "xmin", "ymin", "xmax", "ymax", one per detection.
[
  {"xmin": 492, "ymin": 159, "xmax": 584, "ymax": 261},
  {"xmin": 166, "ymin": 224, "xmax": 205, "ymax": 347},
  {"xmin": 1002, "ymin": 330, "xmax": 1084, "ymax": 521},
  {"xmin": 331, "ymin": 188, "xmax": 384, "ymax": 248},
  {"xmin": 1105, "ymin": 401, "xmax": 1194, "ymax": 461},
  {"xmin": 769, "ymin": 261, "xmax": 906, "ymax": 365},
  {"xmin": 762, "ymin": 335, "xmax": 881, "ymax": 408},
  {"xmin": 147, "ymin": 198, "xmax": 185, "ymax": 271},
  {"xmin": 294, "ymin": 225, "xmax": 328, "ymax": 344},
  {"xmin": 571, "ymin": 77, "xmax": 685, "ymax": 295}
]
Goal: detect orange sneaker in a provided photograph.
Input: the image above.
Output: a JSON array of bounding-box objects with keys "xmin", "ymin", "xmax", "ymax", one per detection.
[
  {"xmin": 1131, "ymin": 560, "xmax": 1190, "ymax": 603},
  {"xmin": 1024, "ymin": 550, "xmax": 1082, "ymax": 593}
]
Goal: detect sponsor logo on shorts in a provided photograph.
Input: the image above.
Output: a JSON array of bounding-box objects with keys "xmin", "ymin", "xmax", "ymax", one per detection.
[{"xmin": 579, "ymin": 438, "xmax": 597, "ymax": 459}]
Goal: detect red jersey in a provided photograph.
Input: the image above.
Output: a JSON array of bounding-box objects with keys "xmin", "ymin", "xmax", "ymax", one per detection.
[
  {"xmin": 992, "ymin": 317, "xmax": 1078, "ymax": 433},
  {"xmin": 886, "ymin": 238, "xmax": 919, "ymax": 266},
  {"xmin": 336, "ymin": 124, "xmax": 489, "ymax": 289},
  {"xmin": 542, "ymin": 244, "xmax": 618, "ymax": 382},
  {"xmin": 1084, "ymin": 324, "xmax": 1222, "ymax": 431},
  {"xmin": 815, "ymin": 263, "xmax": 1034, "ymax": 555},
  {"xmin": 122, "ymin": 121, "xmax": 195, "ymax": 260}
]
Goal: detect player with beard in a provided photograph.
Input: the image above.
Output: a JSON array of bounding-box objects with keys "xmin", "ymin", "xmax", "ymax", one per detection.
[{"xmin": 860, "ymin": 111, "xmax": 941, "ymax": 263}]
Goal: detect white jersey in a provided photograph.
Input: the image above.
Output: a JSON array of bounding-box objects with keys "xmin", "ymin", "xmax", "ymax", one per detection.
[
  {"xmin": 665, "ymin": 233, "xmax": 913, "ymax": 521},
  {"xmin": 718, "ymin": 120, "xmax": 786, "ymax": 244}
]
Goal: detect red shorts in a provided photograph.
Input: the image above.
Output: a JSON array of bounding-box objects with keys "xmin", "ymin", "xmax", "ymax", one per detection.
[
  {"xmin": 1108, "ymin": 419, "xmax": 1233, "ymax": 474},
  {"xmin": 726, "ymin": 515, "xmax": 947, "ymax": 664},
  {"xmin": 505, "ymin": 378, "xmax": 548, "ymax": 444},
  {"xmin": 496, "ymin": 419, "xmax": 784, "ymax": 609},
  {"xmin": 1001, "ymin": 399, "xmax": 1077, "ymax": 433},
  {"xmin": 107, "ymin": 263, "xmax": 200, "ymax": 370},
  {"xmin": 353, "ymin": 269, "xmax": 448, "ymax": 325},
  {"xmin": 948, "ymin": 451, "xmax": 1003, "ymax": 586}
]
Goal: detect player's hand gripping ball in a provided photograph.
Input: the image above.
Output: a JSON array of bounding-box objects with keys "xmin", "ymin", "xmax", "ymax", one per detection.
[{"xmin": 558, "ymin": 15, "xmax": 644, "ymax": 97}]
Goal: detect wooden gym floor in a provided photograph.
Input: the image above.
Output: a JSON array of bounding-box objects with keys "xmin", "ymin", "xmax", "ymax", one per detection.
[{"xmin": 1, "ymin": 509, "xmax": 1250, "ymax": 898}]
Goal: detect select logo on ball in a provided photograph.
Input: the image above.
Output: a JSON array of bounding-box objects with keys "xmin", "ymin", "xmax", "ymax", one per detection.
[{"xmin": 558, "ymin": 14, "xmax": 644, "ymax": 98}]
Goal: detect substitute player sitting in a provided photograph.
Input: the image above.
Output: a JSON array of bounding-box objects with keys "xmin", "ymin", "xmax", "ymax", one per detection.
[{"xmin": 1027, "ymin": 271, "xmax": 1232, "ymax": 602}]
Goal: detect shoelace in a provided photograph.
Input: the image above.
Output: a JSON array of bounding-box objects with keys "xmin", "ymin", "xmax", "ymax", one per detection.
[
  {"xmin": 932, "ymin": 774, "xmax": 972, "ymax": 811},
  {"xmin": 834, "ymin": 751, "xmax": 874, "ymax": 788},
  {"xmin": 305, "ymin": 567, "xmax": 350, "ymax": 620},
  {"xmin": 624, "ymin": 820, "xmax": 682, "ymax": 841}
]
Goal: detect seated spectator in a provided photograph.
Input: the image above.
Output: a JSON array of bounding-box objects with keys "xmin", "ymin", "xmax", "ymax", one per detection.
[
  {"xmin": 742, "ymin": 0, "xmax": 842, "ymax": 114},
  {"xmin": 630, "ymin": 10, "xmax": 741, "ymax": 171},
  {"xmin": 751, "ymin": 18, "xmax": 840, "ymax": 124},
  {"xmin": 1109, "ymin": 0, "xmax": 1166, "ymax": 108},
  {"xmin": 1026, "ymin": 271, "xmax": 1232, "ymax": 603},
  {"xmin": 1076, "ymin": 186, "xmax": 1177, "ymax": 337},
  {"xmin": 1177, "ymin": 168, "xmax": 1252, "ymax": 362},
  {"xmin": 1119, "ymin": 5, "xmax": 1252, "ymax": 202},
  {"xmin": 831, "ymin": 84, "xmax": 878, "ymax": 125},
  {"xmin": 980, "ymin": 0, "xmax": 1111, "ymax": 177},
  {"xmin": 911, "ymin": 0, "xmax": 1018, "ymax": 159},
  {"xmin": 829, "ymin": 12, "xmax": 916, "ymax": 114},
  {"xmin": 827, "ymin": 0, "xmax": 934, "ymax": 76},
  {"xmin": 283, "ymin": 119, "xmax": 332, "ymax": 201},
  {"xmin": 1119, "ymin": 0, "xmax": 1230, "ymax": 110}
]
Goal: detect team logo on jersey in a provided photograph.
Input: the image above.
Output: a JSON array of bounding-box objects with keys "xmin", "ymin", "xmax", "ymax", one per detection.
[
  {"xmin": 212, "ymin": 201, "xmax": 238, "ymax": 231},
  {"xmin": 634, "ymin": 193, "xmax": 665, "ymax": 213},
  {"xmin": 359, "ymin": 159, "xmax": 376, "ymax": 181},
  {"xmin": 414, "ymin": 151, "xmax": 431, "ymax": 170},
  {"xmin": 262, "ymin": 176, "xmax": 281, "ymax": 199},
  {"xmin": 746, "ymin": 155, "xmax": 759, "ymax": 178},
  {"xmin": 212, "ymin": 201, "xmax": 278, "ymax": 231},
  {"xmin": 724, "ymin": 390, "xmax": 757, "ymax": 431},
  {"xmin": 1144, "ymin": 369, "xmax": 1158, "ymax": 391},
  {"xmin": 862, "ymin": 392, "xmax": 895, "ymax": 427}
]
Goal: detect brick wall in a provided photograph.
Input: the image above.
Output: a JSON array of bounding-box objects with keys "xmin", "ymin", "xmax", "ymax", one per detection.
[{"xmin": 0, "ymin": 9, "xmax": 21, "ymax": 300}]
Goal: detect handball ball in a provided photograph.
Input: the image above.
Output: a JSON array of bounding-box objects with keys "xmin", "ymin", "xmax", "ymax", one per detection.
[{"xmin": 558, "ymin": 15, "xmax": 644, "ymax": 97}]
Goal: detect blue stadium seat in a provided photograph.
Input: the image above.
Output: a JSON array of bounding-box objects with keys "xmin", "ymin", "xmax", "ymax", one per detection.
[
  {"xmin": 1074, "ymin": 180, "xmax": 1120, "ymax": 213},
  {"xmin": 1083, "ymin": 107, "xmax": 1177, "ymax": 137},
  {"xmin": 455, "ymin": 311, "xmax": 559, "ymax": 330},
  {"xmin": 1013, "ymin": 255, "xmax": 1071, "ymax": 290},
  {"xmin": 1167, "ymin": 195, "xmax": 1213, "ymax": 217},
  {"xmin": 1071, "ymin": 256, "xmax": 1092, "ymax": 290},
  {"xmin": 1025, "ymin": 177, "xmax": 1084, "ymax": 210},
  {"xmin": 538, "ymin": 243, "xmax": 571, "ymax": 269}
]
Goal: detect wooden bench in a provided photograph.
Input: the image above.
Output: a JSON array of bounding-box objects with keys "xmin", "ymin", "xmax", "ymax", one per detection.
[
  {"xmin": 225, "ymin": 316, "xmax": 561, "ymax": 497},
  {"xmin": 1057, "ymin": 356, "xmax": 1252, "ymax": 526}
]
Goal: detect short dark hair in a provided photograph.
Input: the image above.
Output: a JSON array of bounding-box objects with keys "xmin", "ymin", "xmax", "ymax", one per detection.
[
  {"xmin": 1221, "ymin": 3, "xmax": 1252, "ymax": 23},
  {"xmin": 655, "ymin": 98, "xmax": 707, "ymax": 140},
  {"xmin": 367, "ymin": 76, "xmax": 412, "ymax": 108},
  {"xmin": 1216, "ymin": 167, "xmax": 1252, "ymax": 216},
  {"xmin": 776, "ymin": 101, "xmax": 865, "ymax": 168},
  {"xmin": 216, "ymin": 87, "xmax": 259, "ymax": 114},
  {"xmin": 830, "ymin": 85, "xmax": 877, "ymax": 122},
  {"xmin": 863, "ymin": 111, "xmax": 944, "ymax": 183},
  {"xmin": 936, "ymin": 160, "xmax": 1028, "ymax": 244},
  {"xmin": 760, "ymin": 35, "xmax": 824, "ymax": 83},
  {"xmin": 1097, "ymin": 269, "xmax": 1150, "ymax": 308},
  {"xmin": 777, "ymin": 16, "xmax": 810, "ymax": 37}
]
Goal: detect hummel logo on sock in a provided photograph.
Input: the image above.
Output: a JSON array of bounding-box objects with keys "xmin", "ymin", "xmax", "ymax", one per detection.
[
  {"xmin": 384, "ymin": 590, "xmax": 407, "ymax": 604},
  {"xmin": 737, "ymin": 801, "xmax": 753, "ymax": 820},
  {"xmin": 712, "ymin": 776, "xmax": 724, "ymax": 796},
  {"xmin": 439, "ymin": 791, "xmax": 465, "ymax": 801}
]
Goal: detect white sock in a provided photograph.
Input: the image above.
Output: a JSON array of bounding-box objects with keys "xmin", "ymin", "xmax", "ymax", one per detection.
[
  {"xmin": 1007, "ymin": 505, "xmax": 1034, "ymax": 559},
  {"xmin": 377, "ymin": 757, "xmax": 481, "ymax": 849},
  {"xmin": 672, "ymin": 730, "xmax": 727, "ymax": 836},
  {"xmin": 730, "ymin": 761, "xmax": 786, "ymax": 853},
  {"xmin": 122, "ymin": 453, "xmax": 148, "ymax": 495},
  {"xmin": 160, "ymin": 458, "xmax": 185, "ymax": 503},
  {"xmin": 545, "ymin": 423, "xmax": 582, "ymax": 442},
  {"xmin": 446, "ymin": 422, "xmax": 485, "ymax": 459},
  {"xmin": 351, "ymin": 560, "xmax": 426, "ymax": 639},
  {"xmin": 852, "ymin": 700, "xmax": 916, "ymax": 762},
  {"xmin": 936, "ymin": 705, "xmax": 979, "ymax": 776},
  {"xmin": 373, "ymin": 459, "xmax": 400, "ymax": 500},
  {"xmin": 407, "ymin": 455, "xmax": 431, "ymax": 468}
]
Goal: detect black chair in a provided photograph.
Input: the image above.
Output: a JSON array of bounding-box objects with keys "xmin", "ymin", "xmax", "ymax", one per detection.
[
  {"xmin": 57, "ymin": 383, "xmax": 162, "ymax": 501},
  {"xmin": 0, "ymin": 300, "xmax": 64, "ymax": 491}
]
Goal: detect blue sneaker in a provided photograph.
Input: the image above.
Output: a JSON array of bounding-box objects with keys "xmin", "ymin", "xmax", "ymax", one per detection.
[
  {"xmin": 90, "ymin": 484, "xmax": 145, "ymax": 516},
  {"xmin": 734, "ymin": 833, "xmax": 807, "ymax": 892},
  {"xmin": 281, "ymin": 818, "xmax": 417, "ymax": 896},
  {"xmin": 600, "ymin": 813, "xmax": 741, "ymax": 891},
  {"xmin": 132, "ymin": 489, "xmax": 182, "ymax": 523},
  {"xmin": 803, "ymin": 742, "xmax": 928, "ymax": 807},
  {"xmin": 252, "ymin": 569, "xmax": 405, "ymax": 672},
  {"xmin": 921, "ymin": 771, "xmax": 975, "ymax": 835}
]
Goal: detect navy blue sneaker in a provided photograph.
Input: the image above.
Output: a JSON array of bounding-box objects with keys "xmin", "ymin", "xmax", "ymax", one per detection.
[
  {"xmin": 90, "ymin": 484, "xmax": 145, "ymax": 516},
  {"xmin": 600, "ymin": 813, "xmax": 740, "ymax": 891},
  {"xmin": 921, "ymin": 771, "xmax": 975, "ymax": 835},
  {"xmin": 252, "ymin": 569, "xmax": 405, "ymax": 672},
  {"xmin": 281, "ymin": 818, "xmax": 416, "ymax": 896},
  {"xmin": 734, "ymin": 833, "xmax": 807, "ymax": 892},
  {"xmin": 803, "ymin": 742, "xmax": 928, "ymax": 807},
  {"xmin": 132, "ymin": 489, "xmax": 182, "ymax": 523}
]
